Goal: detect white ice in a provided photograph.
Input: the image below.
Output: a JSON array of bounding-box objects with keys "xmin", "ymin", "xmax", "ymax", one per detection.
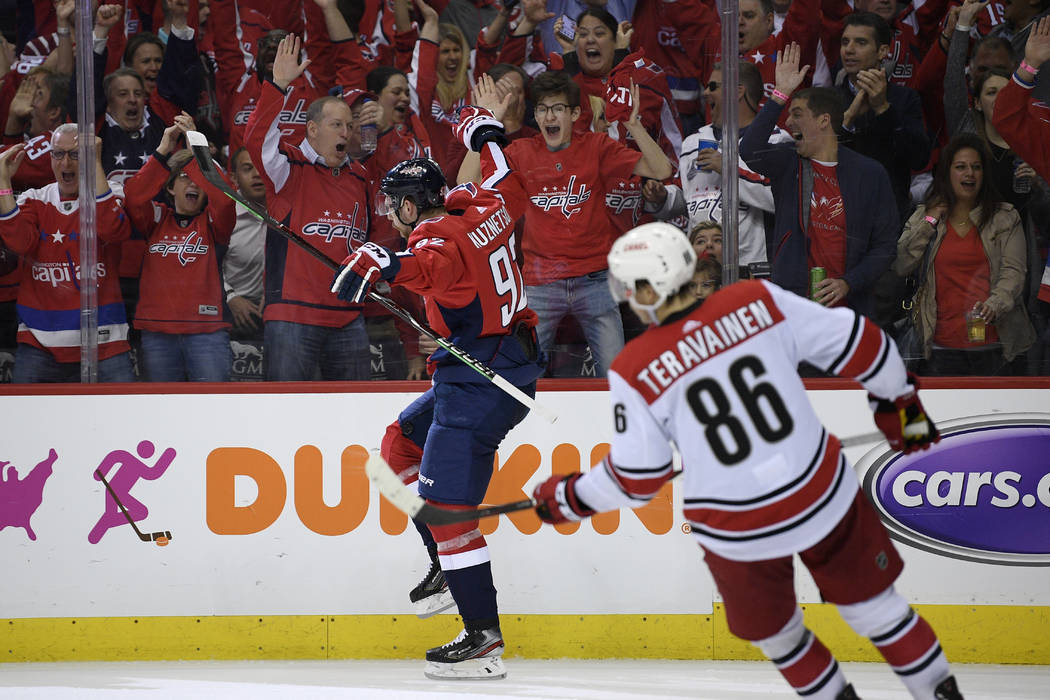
[{"xmin": 0, "ymin": 660, "xmax": 1047, "ymax": 699}]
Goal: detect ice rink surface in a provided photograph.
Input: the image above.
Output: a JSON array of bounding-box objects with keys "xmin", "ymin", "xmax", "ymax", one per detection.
[{"xmin": 0, "ymin": 659, "xmax": 1047, "ymax": 699}]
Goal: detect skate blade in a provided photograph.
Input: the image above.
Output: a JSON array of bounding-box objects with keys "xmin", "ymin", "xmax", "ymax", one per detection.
[
  {"xmin": 414, "ymin": 588, "xmax": 457, "ymax": 619},
  {"xmin": 423, "ymin": 656, "xmax": 506, "ymax": 680}
]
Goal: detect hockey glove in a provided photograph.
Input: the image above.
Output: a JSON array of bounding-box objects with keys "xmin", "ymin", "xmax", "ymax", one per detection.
[
  {"xmin": 533, "ymin": 473, "xmax": 596, "ymax": 524},
  {"xmin": 869, "ymin": 373, "xmax": 940, "ymax": 454},
  {"xmin": 454, "ymin": 105, "xmax": 507, "ymax": 152},
  {"xmin": 331, "ymin": 242, "xmax": 401, "ymax": 304}
]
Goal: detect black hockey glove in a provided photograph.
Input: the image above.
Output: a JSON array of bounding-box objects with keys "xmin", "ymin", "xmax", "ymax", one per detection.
[{"xmin": 869, "ymin": 373, "xmax": 940, "ymax": 454}]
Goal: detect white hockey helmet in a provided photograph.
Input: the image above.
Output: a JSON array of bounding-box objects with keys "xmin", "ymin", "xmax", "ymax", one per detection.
[{"xmin": 608, "ymin": 222, "xmax": 697, "ymax": 323}]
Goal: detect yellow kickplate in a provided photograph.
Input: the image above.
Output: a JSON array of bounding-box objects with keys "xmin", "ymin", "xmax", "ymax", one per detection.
[{"xmin": 4, "ymin": 606, "xmax": 1047, "ymax": 663}]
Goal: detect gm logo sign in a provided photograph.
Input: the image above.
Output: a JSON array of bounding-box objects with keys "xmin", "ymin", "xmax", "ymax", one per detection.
[{"xmin": 855, "ymin": 414, "xmax": 1050, "ymax": 567}]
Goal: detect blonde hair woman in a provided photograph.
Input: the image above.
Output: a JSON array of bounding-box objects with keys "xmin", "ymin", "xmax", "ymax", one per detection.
[{"xmin": 408, "ymin": 0, "xmax": 475, "ymax": 182}]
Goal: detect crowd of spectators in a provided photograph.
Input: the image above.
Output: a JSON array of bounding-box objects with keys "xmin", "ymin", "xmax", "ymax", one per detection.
[{"xmin": 0, "ymin": 0, "xmax": 1047, "ymax": 383}]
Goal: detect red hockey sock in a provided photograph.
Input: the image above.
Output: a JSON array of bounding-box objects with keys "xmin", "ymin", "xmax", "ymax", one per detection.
[
  {"xmin": 770, "ymin": 629, "xmax": 845, "ymax": 698},
  {"xmin": 871, "ymin": 609, "xmax": 951, "ymax": 697}
]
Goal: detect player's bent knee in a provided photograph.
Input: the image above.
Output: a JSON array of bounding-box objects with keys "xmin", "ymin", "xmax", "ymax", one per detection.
[
  {"xmin": 837, "ymin": 585, "xmax": 912, "ymax": 639},
  {"xmin": 381, "ymin": 421, "xmax": 423, "ymax": 485},
  {"xmin": 754, "ymin": 607, "xmax": 806, "ymax": 659}
]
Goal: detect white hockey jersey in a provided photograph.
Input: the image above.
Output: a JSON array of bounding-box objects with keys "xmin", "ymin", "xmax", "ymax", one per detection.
[
  {"xmin": 575, "ymin": 280, "xmax": 911, "ymax": 561},
  {"xmin": 655, "ymin": 124, "xmax": 792, "ymax": 266}
]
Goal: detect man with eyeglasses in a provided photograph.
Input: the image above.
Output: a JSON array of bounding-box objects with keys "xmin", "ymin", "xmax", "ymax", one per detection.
[
  {"xmin": 476, "ymin": 70, "xmax": 673, "ymax": 377},
  {"xmin": 0, "ymin": 124, "xmax": 134, "ymax": 383}
]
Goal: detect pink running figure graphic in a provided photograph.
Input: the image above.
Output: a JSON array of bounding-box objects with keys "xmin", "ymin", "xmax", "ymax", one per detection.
[
  {"xmin": 0, "ymin": 449, "xmax": 58, "ymax": 540},
  {"xmin": 89, "ymin": 441, "xmax": 175, "ymax": 544}
]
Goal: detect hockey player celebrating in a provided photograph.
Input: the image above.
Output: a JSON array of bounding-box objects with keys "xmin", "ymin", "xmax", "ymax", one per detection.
[
  {"xmin": 531, "ymin": 223, "xmax": 964, "ymax": 700},
  {"xmin": 330, "ymin": 148, "xmax": 543, "ymax": 679}
]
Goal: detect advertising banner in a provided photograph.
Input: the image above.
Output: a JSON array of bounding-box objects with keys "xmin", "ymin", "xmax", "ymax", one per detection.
[{"xmin": 1, "ymin": 386, "xmax": 1048, "ymax": 620}]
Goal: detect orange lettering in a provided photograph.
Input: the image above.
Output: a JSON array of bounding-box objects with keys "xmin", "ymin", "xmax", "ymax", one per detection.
[
  {"xmin": 480, "ymin": 443, "xmax": 542, "ymax": 535},
  {"xmin": 589, "ymin": 444, "xmax": 620, "ymax": 535},
  {"xmin": 294, "ymin": 445, "xmax": 370, "ymax": 535},
  {"xmin": 206, "ymin": 448, "xmax": 286, "ymax": 534},
  {"xmin": 379, "ymin": 492, "xmax": 410, "ymax": 535},
  {"xmin": 204, "ymin": 442, "xmax": 674, "ymax": 537},
  {"xmin": 550, "ymin": 443, "xmax": 583, "ymax": 535}
]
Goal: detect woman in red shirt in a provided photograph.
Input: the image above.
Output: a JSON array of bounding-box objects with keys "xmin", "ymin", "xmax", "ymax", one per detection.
[
  {"xmin": 894, "ymin": 133, "xmax": 1035, "ymax": 375},
  {"xmin": 123, "ymin": 114, "xmax": 235, "ymax": 381}
]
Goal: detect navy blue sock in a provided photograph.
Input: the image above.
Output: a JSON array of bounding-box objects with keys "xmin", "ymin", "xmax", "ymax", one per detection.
[
  {"xmin": 443, "ymin": 562, "xmax": 498, "ymax": 630},
  {"xmin": 413, "ymin": 517, "xmax": 436, "ymax": 551}
]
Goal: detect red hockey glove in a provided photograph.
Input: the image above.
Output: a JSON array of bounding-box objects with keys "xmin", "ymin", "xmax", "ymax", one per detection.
[
  {"xmin": 869, "ymin": 373, "xmax": 940, "ymax": 454},
  {"xmin": 533, "ymin": 473, "xmax": 596, "ymax": 524},
  {"xmin": 454, "ymin": 105, "xmax": 507, "ymax": 152},
  {"xmin": 331, "ymin": 242, "xmax": 401, "ymax": 304}
]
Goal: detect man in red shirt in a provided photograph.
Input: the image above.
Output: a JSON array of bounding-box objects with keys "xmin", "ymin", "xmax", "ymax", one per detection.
[
  {"xmin": 496, "ymin": 70, "xmax": 672, "ymax": 376},
  {"xmin": 245, "ymin": 34, "xmax": 372, "ymax": 381},
  {"xmin": 0, "ymin": 125, "xmax": 134, "ymax": 382}
]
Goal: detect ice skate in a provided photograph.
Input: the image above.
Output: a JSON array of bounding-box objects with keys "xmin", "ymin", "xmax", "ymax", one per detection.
[
  {"xmin": 409, "ymin": 557, "xmax": 457, "ymax": 618},
  {"xmin": 934, "ymin": 676, "xmax": 963, "ymax": 699},
  {"xmin": 836, "ymin": 684, "xmax": 861, "ymax": 699},
  {"xmin": 423, "ymin": 627, "xmax": 506, "ymax": 680}
]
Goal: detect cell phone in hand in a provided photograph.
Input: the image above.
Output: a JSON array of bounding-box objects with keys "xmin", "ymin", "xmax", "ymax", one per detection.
[{"xmin": 557, "ymin": 16, "xmax": 577, "ymax": 42}]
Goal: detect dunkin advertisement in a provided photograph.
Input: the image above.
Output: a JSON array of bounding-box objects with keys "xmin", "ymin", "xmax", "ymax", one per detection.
[{"xmin": 1, "ymin": 386, "xmax": 1049, "ymax": 620}]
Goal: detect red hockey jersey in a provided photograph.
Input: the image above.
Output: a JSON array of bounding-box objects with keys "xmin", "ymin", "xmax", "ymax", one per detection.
[
  {"xmin": 124, "ymin": 153, "xmax": 235, "ymax": 334},
  {"xmin": 992, "ymin": 74, "xmax": 1050, "ymax": 303},
  {"xmin": 743, "ymin": 0, "xmax": 822, "ymax": 99},
  {"xmin": 3, "ymin": 131, "xmax": 55, "ymax": 192},
  {"xmin": 245, "ymin": 80, "xmax": 370, "ymax": 327},
  {"xmin": 0, "ymin": 184, "xmax": 131, "ymax": 361},
  {"xmin": 502, "ymin": 131, "xmax": 641, "ymax": 285},
  {"xmin": 629, "ymin": 0, "xmax": 720, "ymax": 118},
  {"xmin": 211, "ymin": 0, "xmax": 323, "ymax": 153},
  {"xmin": 392, "ymin": 142, "xmax": 538, "ymax": 381}
]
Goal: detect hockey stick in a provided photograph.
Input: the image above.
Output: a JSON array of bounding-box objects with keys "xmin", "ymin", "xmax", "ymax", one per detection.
[
  {"xmin": 185, "ymin": 131, "xmax": 556, "ymax": 424},
  {"xmin": 367, "ymin": 430, "xmax": 893, "ymax": 526},
  {"xmin": 838, "ymin": 430, "xmax": 885, "ymax": 448},
  {"xmin": 366, "ymin": 452, "xmax": 536, "ymax": 525},
  {"xmin": 95, "ymin": 469, "xmax": 172, "ymax": 544}
]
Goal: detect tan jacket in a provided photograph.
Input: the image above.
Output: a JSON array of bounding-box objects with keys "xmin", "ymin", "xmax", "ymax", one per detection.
[{"xmin": 894, "ymin": 203, "xmax": 1035, "ymax": 361}]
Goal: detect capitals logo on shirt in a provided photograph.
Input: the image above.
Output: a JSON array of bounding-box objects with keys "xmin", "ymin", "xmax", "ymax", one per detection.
[
  {"xmin": 605, "ymin": 180, "xmax": 641, "ymax": 215},
  {"xmin": 150, "ymin": 230, "xmax": 210, "ymax": 266},
  {"xmin": 302, "ymin": 203, "xmax": 367, "ymax": 247},
  {"xmin": 529, "ymin": 175, "xmax": 591, "ymax": 219},
  {"xmin": 657, "ymin": 26, "xmax": 681, "ymax": 49},
  {"xmin": 32, "ymin": 261, "xmax": 107, "ymax": 287}
]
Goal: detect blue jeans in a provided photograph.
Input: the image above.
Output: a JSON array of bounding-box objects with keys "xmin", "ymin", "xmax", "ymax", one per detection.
[
  {"xmin": 264, "ymin": 317, "xmax": 370, "ymax": 381},
  {"xmin": 140, "ymin": 329, "xmax": 232, "ymax": 382},
  {"xmin": 12, "ymin": 343, "xmax": 135, "ymax": 383},
  {"xmin": 526, "ymin": 269, "xmax": 624, "ymax": 377}
]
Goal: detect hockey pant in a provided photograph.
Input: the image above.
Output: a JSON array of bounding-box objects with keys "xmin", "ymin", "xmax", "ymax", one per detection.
[{"xmin": 383, "ymin": 379, "xmax": 534, "ymax": 629}]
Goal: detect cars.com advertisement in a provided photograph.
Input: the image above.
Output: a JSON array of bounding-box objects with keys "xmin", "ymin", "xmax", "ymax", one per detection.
[{"xmin": 855, "ymin": 414, "xmax": 1050, "ymax": 567}]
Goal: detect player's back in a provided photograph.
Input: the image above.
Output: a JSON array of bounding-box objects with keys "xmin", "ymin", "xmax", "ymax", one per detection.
[
  {"xmin": 609, "ymin": 279, "xmax": 857, "ymax": 560},
  {"xmin": 409, "ymin": 182, "xmax": 535, "ymax": 341}
]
